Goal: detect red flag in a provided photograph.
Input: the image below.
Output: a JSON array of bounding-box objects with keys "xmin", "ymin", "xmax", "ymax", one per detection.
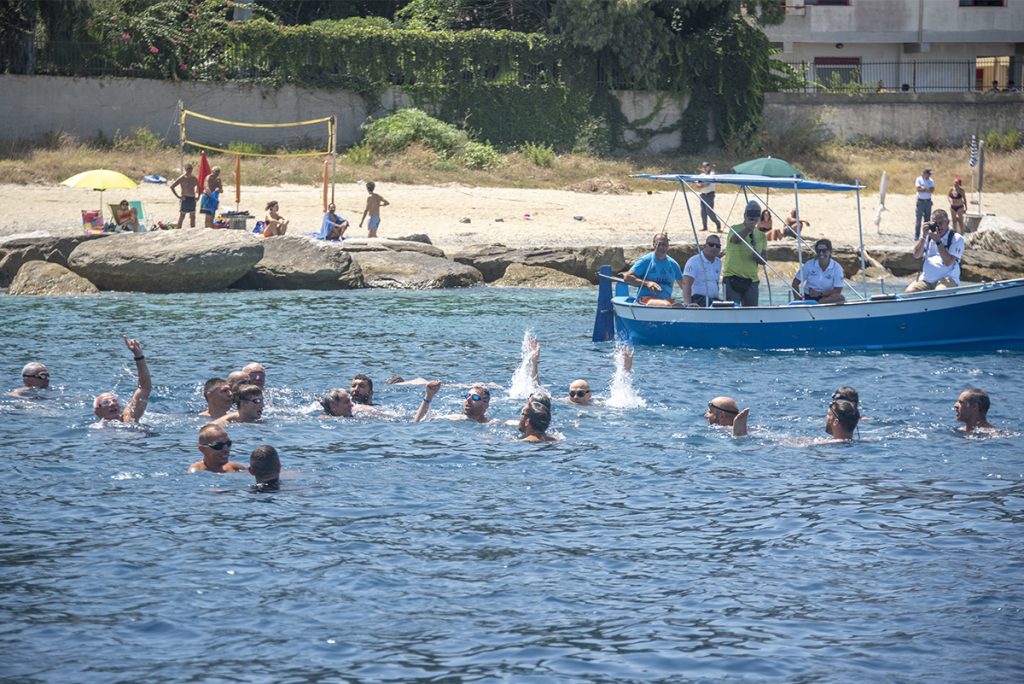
[{"xmin": 197, "ymin": 150, "xmax": 211, "ymax": 194}]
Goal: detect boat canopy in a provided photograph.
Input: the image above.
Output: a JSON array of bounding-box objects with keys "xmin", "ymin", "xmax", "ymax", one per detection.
[{"xmin": 633, "ymin": 173, "xmax": 865, "ymax": 192}]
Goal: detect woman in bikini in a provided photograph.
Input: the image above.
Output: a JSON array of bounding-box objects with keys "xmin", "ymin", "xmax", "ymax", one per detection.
[
  {"xmin": 262, "ymin": 201, "xmax": 290, "ymax": 238},
  {"xmin": 948, "ymin": 177, "xmax": 966, "ymax": 234}
]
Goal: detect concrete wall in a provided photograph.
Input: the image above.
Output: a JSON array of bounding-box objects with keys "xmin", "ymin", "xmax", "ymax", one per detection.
[{"xmin": 764, "ymin": 92, "xmax": 1024, "ymax": 146}]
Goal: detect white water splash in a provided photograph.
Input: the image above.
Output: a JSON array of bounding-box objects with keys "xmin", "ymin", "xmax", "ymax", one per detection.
[
  {"xmin": 605, "ymin": 344, "xmax": 645, "ymax": 409},
  {"xmin": 508, "ymin": 331, "xmax": 541, "ymax": 400}
]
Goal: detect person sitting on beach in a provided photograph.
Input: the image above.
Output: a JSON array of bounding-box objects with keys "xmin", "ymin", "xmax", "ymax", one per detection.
[
  {"xmin": 249, "ymin": 445, "xmax": 281, "ymax": 492},
  {"xmin": 262, "ymin": 201, "xmax": 289, "ymax": 238},
  {"xmin": 905, "ymin": 209, "xmax": 964, "ymax": 293},
  {"xmin": 318, "ymin": 388, "xmax": 354, "ymax": 418},
  {"xmin": 322, "ymin": 203, "xmax": 349, "ymax": 241},
  {"xmin": 169, "ymin": 162, "xmax": 198, "ymax": 229},
  {"xmin": 783, "ymin": 209, "xmax": 810, "ymax": 239},
  {"xmin": 113, "ymin": 200, "xmax": 140, "ymax": 232},
  {"xmin": 213, "ymin": 383, "xmax": 264, "ymax": 424},
  {"xmin": 705, "ymin": 396, "xmax": 749, "ymax": 437},
  {"xmin": 825, "ymin": 399, "xmax": 860, "ymax": 441},
  {"xmin": 622, "ymin": 232, "xmax": 684, "ymax": 307},
  {"xmin": 755, "ymin": 208, "xmax": 775, "ymax": 240},
  {"xmin": 189, "ymin": 424, "xmax": 246, "ymax": 473},
  {"xmin": 681, "ymin": 235, "xmax": 722, "ymax": 307},
  {"xmin": 93, "ymin": 336, "xmax": 151, "ymax": 423},
  {"xmin": 200, "ymin": 377, "xmax": 233, "ymax": 419},
  {"xmin": 243, "ymin": 362, "xmax": 266, "ymax": 389},
  {"xmin": 9, "ymin": 362, "xmax": 50, "ymax": 397},
  {"xmin": 518, "ymin": 393, "xmax": 557, "ymax": 442},
  {"xmin": 954, "ymin": 388, "xmax": 994, "ymax": 433},
  {"xmin": 792, "ymin": 239, "xmax": 846, "ymax": 304},
  {"xmin": 199, "ymin": 167, "xmax": 222, "ymax": 228}
]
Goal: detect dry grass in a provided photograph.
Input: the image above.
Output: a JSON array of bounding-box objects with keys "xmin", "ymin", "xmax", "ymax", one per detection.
[{"xmin": 0, "ymin": 136, "xmax": 1019, "ymax": 194}]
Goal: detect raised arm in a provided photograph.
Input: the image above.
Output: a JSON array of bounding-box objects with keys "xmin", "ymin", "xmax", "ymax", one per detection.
[
  {"xmin": 121, "ymin": 336, "xmax": 152, "ymax": 423},
  {"xmin": 413, "ymin": 380, "xmax": 442, "ymax": 422},
  {"xmin": 527, "ymin": 336, "xmax": 541, "ymax": 385}
]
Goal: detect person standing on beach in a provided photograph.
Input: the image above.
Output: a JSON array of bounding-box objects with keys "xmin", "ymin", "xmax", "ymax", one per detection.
[
  {"xmin": 359, "ymin": 181, "xmax": 389, "ymax": 238},
  {"xmin": 189, "ymin": 424, "xmax": 246, "ymax": 473},
  {"xmin": 722, "ymin": 201, "xmax": 767, "ymax": 307},
  {"xmin": 695, "ymin": 161, "xmax": 721, "ymax": 232},
  {"xmin": 93, "ymin": 336, "xmax": 151, "ymax": 423},
  {"xmin": 913, "ymin": 167, "xmax": 934, "ymax": 240},
  {"xmin": 199, "ymin": 166, "xmax": 222, "ymax": 228},
  {"xmin": 169, "ymin": 163, "xmax": 198, "ymax": 229},
  {"xmin": 948, "ymin": 177, "xmax": 966, "ymax": 234},
  {"xmin": 9, "ymin": 362, "xmax": 50, "ymax": 397}
]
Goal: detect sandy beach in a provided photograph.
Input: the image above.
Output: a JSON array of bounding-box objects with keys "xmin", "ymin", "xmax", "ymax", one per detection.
[{"xmin": 3, "ymin": 181, "xmax": 1023, "ymax": 251}]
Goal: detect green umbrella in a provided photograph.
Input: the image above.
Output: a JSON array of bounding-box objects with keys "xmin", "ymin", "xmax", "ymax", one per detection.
[{"xmin": 732, "ymin": 156, "xmax": 805, "ymax": 178}]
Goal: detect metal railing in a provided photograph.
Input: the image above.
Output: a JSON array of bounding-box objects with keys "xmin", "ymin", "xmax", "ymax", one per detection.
[{"xmin": 775, "ymin": 60, "xmax": 1021, "ymax": 93}]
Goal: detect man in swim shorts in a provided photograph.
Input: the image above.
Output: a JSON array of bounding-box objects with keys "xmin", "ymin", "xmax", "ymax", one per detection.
[
  {"xmin": 189, "ymin": 424, "xmax": 246, "ymax": 473},
  {"xmin": 93, "ymin": 336, "xmax": 152, "ymax": 423},
  {"xmin": 705, "ymin": 395, "xmax": 749, "ymax": 437},
  {"xmin": 170, "ymin": 163, "xmax": 198, "ymax": 228},
  {"xmin": 200, "ymin": 377, "xmax": 233, "ymax": 419},
  {"xmin": 9, "ymin": 362, "xmax": 50, "ymax": 397}
]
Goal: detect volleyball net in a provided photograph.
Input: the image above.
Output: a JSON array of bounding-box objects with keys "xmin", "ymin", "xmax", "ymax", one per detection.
[{"xmin": 179, "ymin": 107, "xmax": 336, "ymax": 157}]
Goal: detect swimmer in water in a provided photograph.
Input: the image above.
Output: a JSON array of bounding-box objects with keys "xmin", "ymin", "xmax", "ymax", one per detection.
[
  {"xmin": 318, "ymin": 388, "xmax": 354, "ymax": 418},
  {"xmin": 412, "ymin": 382, "xmax": 492, "ymax": 423},
  {"xmin": 518, "ymin": 392, "xmax": 557, "ymax": 442},
  {"xmin": 189, "ymin": 424, "xmax": 246, "ymax": 473},
  {"xmin": 705, "ymin": 396, "xmax": 749, "ymax": 437},
  {"xmin": 93, "ymin": 336, "xmax": 152, "ymax": 423},
  {"xmin": 9, "ymin": 362, "xmax": 50, "ymax": 397},
  {"xmin": 243, "ymin": 362, "xmax": 266, "ymax": 389},
  {"xmin": 824, "ymin": 398, "xmax": 860, "ymax": 441},
  {"xmin": 200, "ymin": 377, "xmax": 233, "ymax": 419},
  {"xmin": 954, "ymin": 387, "xmax": 994, "ymax": 433},
  {"xmin": 248, "ymin": 444, "xmax": 281, "ymax": 492},
  {"xmin": 213, "ymin": 384, "xmax": 264, "ymax": 424}
]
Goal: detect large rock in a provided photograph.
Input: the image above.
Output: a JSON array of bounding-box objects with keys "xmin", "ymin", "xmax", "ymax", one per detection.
[
  {"xmin": 341, "ymin": 238, "xmax": 445, "ymax": 258},
  {"xmin": 451, "ymin": 245, "xmax": 629, "ymax": 283},
  {"xmin": 68, "ymin": 231, "xmax": 264, "ymax": 293},
  {"xmin": 961, "ymin": 250, "xmax": 1023, "ymax": 282},
  {"xmin": 350, "ymin": 250, "xmax": 483, "ymax": 289},
  {"xmin": 0, "ymin": 234, "xmax": 108, "ymax": 287},
  {"xmin": 7, "ymin": 261, "xmax": 99, "ymax": 296},
  {"xmin": 864, "ymin": 246, "xmax": 922, "ymax": 277},
  {"xmin": 493, "ymin": 264, "xmax": 594, "ymax": 288},
  {"xmin": 965, "ymin": 222, "xmax": 1024, "ymax": 262},
  {"xmin": 232, "ymin": 236, "xmax": 364, "ymax": 290}
]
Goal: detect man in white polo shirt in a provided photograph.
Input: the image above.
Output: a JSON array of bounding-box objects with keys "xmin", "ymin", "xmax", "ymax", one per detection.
[
  {"xmin": 682, "ymin": 235, "xmax": 723, "ymax": 307},
  {"xmin": 792, "ymin": 239, "xmax": 846, "ymax": 304},
  {"xmin": 913, "ymin": 167, "xmax": 935, "ymax": 240},
  {"xmin": 905, "ymin": 209, "xmax": 965, "ymax": 293}
]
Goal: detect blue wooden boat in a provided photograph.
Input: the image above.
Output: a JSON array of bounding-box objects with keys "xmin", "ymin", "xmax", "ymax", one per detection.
[{"xmin": 592, "ymin": 173, "xmax": 1024, "ymax": 351}]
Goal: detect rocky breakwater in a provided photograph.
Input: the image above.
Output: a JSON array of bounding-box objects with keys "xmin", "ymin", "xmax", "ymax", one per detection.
[
  {"xmin": 450, "ymin": 245, "xmax": 629, "ymax": 284},
  {"xmin": 342, "ymin": 238, "xmax": 482, "ymax": 289},
  {"xmin": 0, "ymin": 234, "xmax": 107, "ymax": 287},
  {"xmin": 232, "ymin": 235, "xmax": 364, "ymax": 290},
  {"xmin": 67, "ymin": 230, "xmax": 264, "ymax": 293}
]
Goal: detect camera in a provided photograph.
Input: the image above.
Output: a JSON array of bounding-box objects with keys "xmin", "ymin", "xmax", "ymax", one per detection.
[{"xmin": 925, "ymin": 222, "xmax": 938, "ymax": 233}]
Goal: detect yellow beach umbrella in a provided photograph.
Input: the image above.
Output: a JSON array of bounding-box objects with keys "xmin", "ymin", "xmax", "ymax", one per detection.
[{"xmin": 61, "ymin": 169, "xmax": 139, "ymax": 218}]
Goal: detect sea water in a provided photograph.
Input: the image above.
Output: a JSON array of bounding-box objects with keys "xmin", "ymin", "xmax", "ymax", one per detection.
[{"xmin": 1, "ymin": 288, "xmax": 1022, "ymax": 682}]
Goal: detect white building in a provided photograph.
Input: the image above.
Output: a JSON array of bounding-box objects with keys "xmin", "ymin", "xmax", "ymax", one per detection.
[{"xmin": 764, "ymin": 0, "xmax": 1024, "ymax": 92}]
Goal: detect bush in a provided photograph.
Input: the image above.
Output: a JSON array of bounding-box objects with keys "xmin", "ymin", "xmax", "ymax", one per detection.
[
  {"xmin": 225, "ymin": 141, "xmax": 272, "ymax": 155},
  {"xmin": 344, "ymin": 144, "xmax": 374, "ymax": 164},
  {"xmin": 362, "ymin": 108, "xmax": 469, "ymax": 156},
  {"xmin": 985, "ymin": 129, "xmax": 1020, "ymax": 152},
  {"xmin": 113, "ymin": 127, "xmax": 166, "ymax": 152},
  {"xmin": 460, "ymin": 141, "xmax": 502, "ymax": 170},
  {"xmin": 521, "ymin": 142, "xmax": 556, "ymax": 168}
]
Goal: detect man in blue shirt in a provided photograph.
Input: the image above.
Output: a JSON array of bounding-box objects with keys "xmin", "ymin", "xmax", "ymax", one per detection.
[{"xmin": 623, "ymin": 233, "xmax": 684, "ymax": 307}]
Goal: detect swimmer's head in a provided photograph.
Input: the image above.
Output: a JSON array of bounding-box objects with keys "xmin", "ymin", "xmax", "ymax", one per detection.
[
  {"xmin": 320, "ymin": 389, "xmax": 352, "ymax": 417},
  {"xmin": 249, "ymin": 445, "xmax": 280, "ymax": 483},
  {"xmin": 568, "ymin": 379, "xmax": 591, "ymax": 405},
  {"xmin": 519, "ymin": 393, "xmax": 552, "ymax": 434},
  {"xmin": 243, "ymin": 362, "xmax": 265, "ymax": 388},
  {"xmin": 350, "ymin": 374, "xmax": 373, "ymax": 405},
  {"xmin": 198, "ymin": 423, "xmax": 231, "ymax": 468},
  {"xmin": 463, "ymin": 384, "xmax": 491, "ymax": 418},
  {"xmin": 93, "ymin": 392, "xmax": 121, "ymax": 421},
  {"xmin": 203, "ymin": 377, "xmax": 232, "ymax": 407},
  {"xmin": 21, "ymin": 362, "xmax": 49, "ymax": 389}
]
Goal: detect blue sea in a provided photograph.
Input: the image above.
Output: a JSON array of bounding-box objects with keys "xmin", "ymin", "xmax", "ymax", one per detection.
[{"xmin": 1, "ymin": 288, "xmax": 1022, "ymax": 682}]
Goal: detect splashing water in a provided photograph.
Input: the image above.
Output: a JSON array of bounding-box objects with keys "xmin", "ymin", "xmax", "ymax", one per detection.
[
  {"xmin": 606, "ymin": 344, "xmax": 645, "ymax": 409},
  {"xmin": 508, "ymin": 331, "xmax": 540, "ymax": 400}
]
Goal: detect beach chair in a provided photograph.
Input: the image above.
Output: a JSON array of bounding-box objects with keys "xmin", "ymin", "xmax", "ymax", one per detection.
[
  {"xmin": 81, "ymin": 209, "xmax": 104, "ymax": 233},
  {"xmin": 108, "ymin": 201, "xmax": 150, "ymax": 231}
]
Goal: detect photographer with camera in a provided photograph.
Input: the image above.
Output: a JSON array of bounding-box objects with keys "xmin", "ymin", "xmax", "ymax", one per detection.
[{"xmin": 904, "ymin": 209, "xmax": 965, "ymax": 293}]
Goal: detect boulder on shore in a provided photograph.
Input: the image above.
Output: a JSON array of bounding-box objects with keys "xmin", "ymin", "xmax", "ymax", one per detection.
[
  {"xmin": 350, "ymin": 250, "xmax": 483, "ymax": 289},
  {"xmin": 341, "ymin": 238, "xmax": 446, "ymax": 258},
  {"xmin": 68, "ymin": 231, "xmax": 263, "ymax": 293},
  {"xmin": 7, "ymin": 261, "xmax": 99, "ymax": 296},
  {"xmin": 232, "ymin": 236, "xmax": 365, "ymax": 290},
  {"xmin": 451, "ymin": 245, "xmax": 628, "ymax": 283},
  {"xmin": 0, "ymin": 234, "xmax": 107, "ymax": 287},
  {"xmin": 493, "ymin": 264, "xmax": 594, "ymax": 288}
]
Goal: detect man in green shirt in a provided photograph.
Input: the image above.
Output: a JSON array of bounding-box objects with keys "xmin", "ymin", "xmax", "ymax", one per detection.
[{"xmin": 723, "ymin": 200, "xmax": 767, "ymax": 306}]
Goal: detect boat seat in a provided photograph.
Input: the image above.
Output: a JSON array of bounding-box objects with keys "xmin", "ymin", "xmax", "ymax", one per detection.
[
  {"xmin": 869, "ymin": 294, "xmax": 899, "ymax": 301},
  {"xmin": 787, "ymin": 300, "xmax": 817, "ymax": 306}
]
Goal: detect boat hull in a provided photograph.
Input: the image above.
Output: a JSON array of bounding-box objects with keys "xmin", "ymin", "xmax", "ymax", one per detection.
[{"xmin": 611, "ymin": 280, "xmax": 1024, "ymax": 351}]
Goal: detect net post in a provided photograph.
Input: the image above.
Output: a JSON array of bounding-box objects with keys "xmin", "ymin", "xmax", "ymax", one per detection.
[
  {"xmin": 177, "ymin": 100, "xmax": 185, "ymax": 173},
  {"xmin": 330, "ymin": 115, "xmax": 337, "ymax": 204}
]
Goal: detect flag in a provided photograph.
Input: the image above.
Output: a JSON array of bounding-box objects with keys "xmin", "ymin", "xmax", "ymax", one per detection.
[
  {"xmin": 197, "ymin": 150, "xmax": 211, "ymax": 193},
  {"xmin": 969, "ymin": 135, "xmax": 978, "ymax": 168}
]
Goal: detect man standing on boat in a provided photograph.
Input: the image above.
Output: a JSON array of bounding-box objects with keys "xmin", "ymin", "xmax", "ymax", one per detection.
[
  {"xmin": 722, "ymin": 201, "xmax": 767, "ymax": 307},
  {"xmin": 681, "ymin": 235, "xmax": 722, "ymax": 307},
  {"xmin": 623, "ymin": 233, "xmax": 684, "ymax": 307},
  {"xmin": 791, "ymin": 238, "xmax": 846, "ymax": 304},
  {"xmin": 913, "ymin": 167, "xmax": 935, "ymax": 240},
  {"xmin": 904, "ymin": 209, "xmax": 964, "ymax": 293},
  {"xmin": 695, "ymin": 161, "xmax": 721, "ymax": 232}
]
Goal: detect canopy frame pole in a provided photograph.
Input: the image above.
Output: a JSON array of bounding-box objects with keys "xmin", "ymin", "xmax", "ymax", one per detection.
[
  {"xmin": 177, "ymin": 100, "xmax": 185, "ymax": 174},
  {"xmin": 856, "ymin": 182, "xmax": 868, "ymax": 298},
  {"xmin": 679, "ymin": 181, "xmax": 714, "ymax": 308}
]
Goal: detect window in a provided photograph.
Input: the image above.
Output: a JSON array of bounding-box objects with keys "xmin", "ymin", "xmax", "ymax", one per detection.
[{"xmin": 959, "ymin": 1, "xmax": 1005, "ymax": 6}]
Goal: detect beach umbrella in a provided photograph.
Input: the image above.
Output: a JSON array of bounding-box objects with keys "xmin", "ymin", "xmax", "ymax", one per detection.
[
  {"xmin": 732, "ymin": 156, "xmax": 805, "ymax": 179},
  {"xmin": 61, "ymin": 169, "xmax": 138, "ymax": 218}
]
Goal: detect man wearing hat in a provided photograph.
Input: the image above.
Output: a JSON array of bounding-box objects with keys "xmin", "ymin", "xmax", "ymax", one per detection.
[
  {"xmin": 722, "ymin": 200, "xmax": 767, "ymax": 307},
  {"xmin": 913, "ymin": 167, "xmax": 935, "ymax": 239},
  {"xmin": 695, "ymin": 161, "xmax": 721, "ymax": 232}
]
